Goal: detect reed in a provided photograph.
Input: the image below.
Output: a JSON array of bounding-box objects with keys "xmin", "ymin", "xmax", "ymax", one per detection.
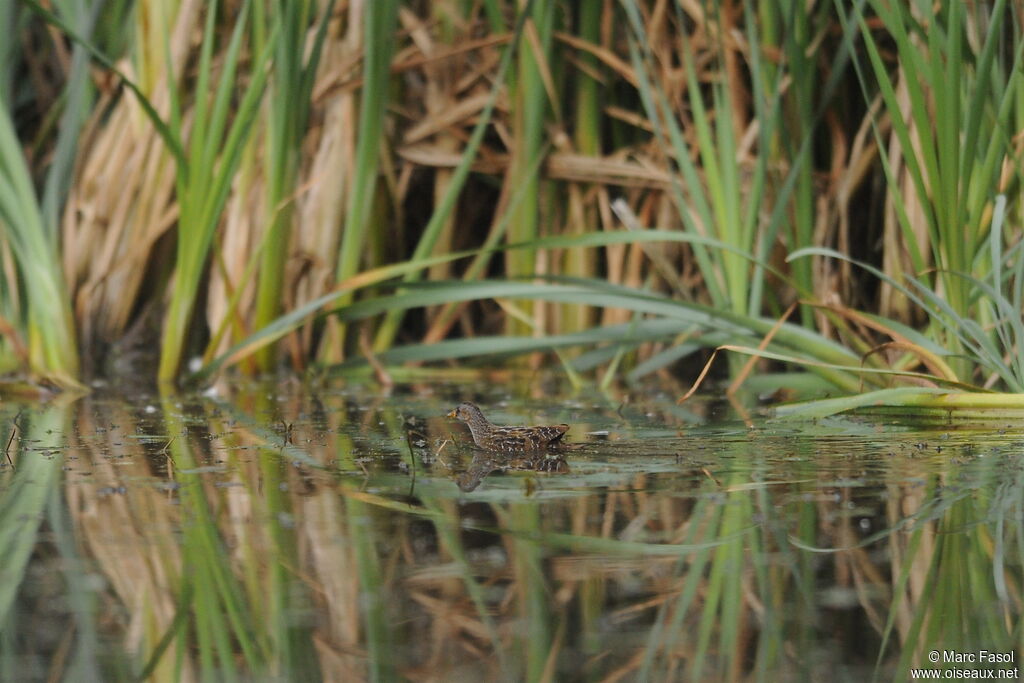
[
  {"xmin": 561, "ymin": 1, "xmax": 602, "ymax": 337},
  {"xmin": 157, "ymin": 0, "xmax": 277, "ymax": 384},
  {"xmin": 371, "ymin": 1, "xmax": 533, "ymax": 353},
  {"xmin": 0, "ymin": 106, "xmax": 80, "ymax": 385},
  {"xmin": 0, "ymin": 1, "xmax": 89, "ymax": 385},
  {"xmin": 838, "ymin": 0, "xmax": 1024, "ymax": 384},
  {"xmin": 55, "ymin": 0, "xmax": 187, "ymax": 360},
  {"xmin": 0, "ymin": 0, "xmax": 1020, "ymax": 416},
  {"xmin": 0, "ymin": 5, "xmax": 14, "ymax": 104},
  {"xmin": 322, "ymin": 0, "xmax": 400, "ymax": 363},
  {"xmin": 761, "ymin": 1, "xmax": 825, "ymax": 329},
  {"xmin": 503, "ymin": 0, "xmax": 553, "ymax": 346},
  {"xmin": 251, "ymin": 0, "xmax": 333, "ymax": 373},
  {"xmin": 163, "ymin": 399, "xmax": 266, "ymax": 677},
  {"xmin": 38, "ymin": 0, "xmax": 103, "ymax": 242}
]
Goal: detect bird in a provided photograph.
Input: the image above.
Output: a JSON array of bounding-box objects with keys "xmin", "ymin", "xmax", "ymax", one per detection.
[{"xmin": 446, "ymin": 402, "xmax": 570, "ymax": 453}]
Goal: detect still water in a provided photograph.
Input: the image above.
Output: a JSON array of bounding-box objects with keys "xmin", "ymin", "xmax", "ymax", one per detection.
[{"xmin": 2, "ymin": 378, "xmax": 1022, "ymax": 681}]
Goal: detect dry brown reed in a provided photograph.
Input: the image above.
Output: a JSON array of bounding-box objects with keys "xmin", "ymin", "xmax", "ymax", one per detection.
[
  {"xmin": 8, "ymin": 0, "xmax": 1011, "ymax": 395},
  {"xmin": 62, "ymin": 1, "xmax": 201, "ymax": 356},
  {"xmin": 54, "ymin": 1, "xmax": 801, "ymax": 375}
]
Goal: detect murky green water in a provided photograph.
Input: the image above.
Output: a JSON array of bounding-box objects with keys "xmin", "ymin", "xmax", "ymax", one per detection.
[{"xmin": 2, "ymin": 379, "xmax": 1022, "ymax": 681}]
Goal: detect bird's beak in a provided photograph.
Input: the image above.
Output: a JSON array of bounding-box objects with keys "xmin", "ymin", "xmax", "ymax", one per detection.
[{"xmin": 446, "ymin": 408, "xmax": 457, "ymax": 418}]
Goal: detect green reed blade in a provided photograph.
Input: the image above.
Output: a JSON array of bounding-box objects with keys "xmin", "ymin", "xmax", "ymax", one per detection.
[
  {"xmin": 794, "ymin": 242, "xmax": 1024, "ymax": 391},
  {"xmin": 840, "ymin": 0, "xmax": 1023, "ymax": 383},
  {"xmin": 326, "ymin": 0, "xmax": 399, "ymax": 357},
  {"xmin": 834, "ymin": 0, "xmax": 930, "ymax": 275},
  {"xmin": 196, "ymin": 227, "xmax": 789, "ymax": 380},
  {"xmin": 40, "ymin": 0, "xmax": 101, "ymax": 241},
  {"xmin": 0, "ymin": 4, "xmax": 16, "ymax": 102},
  {"xmin": 751, "ymin": 1, "xmax": 816, "ymax": 324},
  {"xmin": 508, "ymin": 503, "xmax": 552, "ymax": 680},
  {"xmin": 561, "ymin": 0, "xmax": 602, "ymax": 335},
  {"xmin": 202, "ymin": 271, "xmax": 868, "ymax": 391},
  {"xmin": 503, "ymin": 0, "xmax": 553, "ymax": 341},
  {"xmin": 253, "ymin": 0, "xmax": 334, "ymax": 371},
  {"xmin": 0, "ymin": 105, "xmax": 79, "ymax": 384},
  {"xmin": 46, "ymin": 483, "xmax": 102, "ymax": 680},
  {"xmin": 158, "ymin": 4, "xmax": 279, "ymax": 384},
  {"xmin": 136, "ymin": 580, "xmax": 194, "ymax": 681},
  {"xmin": 621, "ymin": 13, "xmax": 723, "ymax": 306}
]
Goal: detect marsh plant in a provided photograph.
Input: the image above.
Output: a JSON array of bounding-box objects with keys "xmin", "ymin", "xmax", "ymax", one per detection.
[{"xmin": 0, "ymin": 0, "xmax": 1021, "ymax": 418}]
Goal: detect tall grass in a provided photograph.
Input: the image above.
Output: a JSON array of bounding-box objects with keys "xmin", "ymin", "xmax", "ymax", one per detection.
[
  {"xmin": 622, "ymin": 1, "xmax": 773, "ymax": 321},
  {"xmin": 503, "ymin": 0, "xmax": 554, "ymax": 346},
  {"xmin": 561, "ymin": 1, "xmax": 601, "ymax": 338},
  {"xmin": 837, "ymin": 0, "xmax": 1024, "ymax": 383},
  {"xmin": 319, "ymin": 0, "xmax": 400, "ymax": 364},
  {"xmin": 0, "ymin": 2, "xmax": 88, "ymax": 386},
  {"xmin": 371, "ymin": 1, "xmax": 536, "ymax": 353},
  {"xmin": 251, "ymin": 1, "xmax": 333, "ymax": 373},
  {"xmin": 0, "ymin": 103, "xmax": 80, "ymax": 385},
  {"xmin": 2, "ymin": 0, "xmax": 1022, "ymax": 407},
  {"xmin": 157, "ymin": 0, "xmax": 277, "ymax": 384}
]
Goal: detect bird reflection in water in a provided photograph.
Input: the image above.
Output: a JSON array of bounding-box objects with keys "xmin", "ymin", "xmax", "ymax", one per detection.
[{"xmin": 453, "ymin": 451, "xmax": 570, "ymax": 492}]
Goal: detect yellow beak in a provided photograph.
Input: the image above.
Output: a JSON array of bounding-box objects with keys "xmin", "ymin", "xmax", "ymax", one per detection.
[{"xmin": 446, "ymin": 408, "xmax": 458, "ymax": 418}]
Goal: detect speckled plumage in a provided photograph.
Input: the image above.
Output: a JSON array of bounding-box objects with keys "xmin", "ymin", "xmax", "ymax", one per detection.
[{"xmin": 447, "ymin": 402, "xmax": 569, "ymax": 453}]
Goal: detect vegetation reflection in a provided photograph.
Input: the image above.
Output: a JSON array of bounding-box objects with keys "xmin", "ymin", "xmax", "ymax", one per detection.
[{"xmin": 1, "ymin": 393, "xmax": 1018, "ymax": 679}]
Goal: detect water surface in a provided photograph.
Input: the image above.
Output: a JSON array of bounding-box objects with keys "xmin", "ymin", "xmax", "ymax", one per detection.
[{"xmin": 2, "ymin": 379, "xmax": 1021, "ymax": 681}]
